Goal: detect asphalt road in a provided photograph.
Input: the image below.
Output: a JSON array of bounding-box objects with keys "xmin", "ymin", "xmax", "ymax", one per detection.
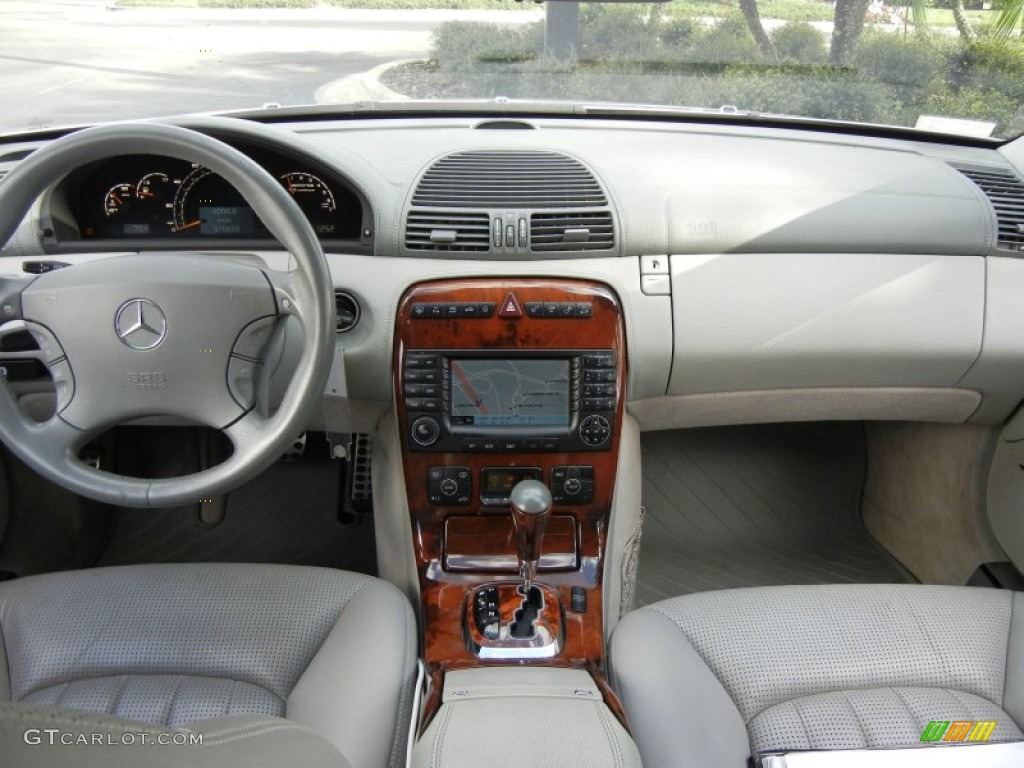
[{"xmin": 0, "ymin": 0, "xmax": 535, "ymax": 135}]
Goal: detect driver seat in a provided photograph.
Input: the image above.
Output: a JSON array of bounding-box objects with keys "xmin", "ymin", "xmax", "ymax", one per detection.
[{"xmin": 0, "ymin": 563, "xmax": 417, "ymax": 768}]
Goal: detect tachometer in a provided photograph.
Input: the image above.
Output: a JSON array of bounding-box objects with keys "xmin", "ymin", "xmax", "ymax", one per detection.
[
  {"xmin": 281, "ymin": 172, "xmax": 336, "ymax": 212},
  {"xmin": 103, "ymin": 182, "xmax": 135, "ymax": 217}
]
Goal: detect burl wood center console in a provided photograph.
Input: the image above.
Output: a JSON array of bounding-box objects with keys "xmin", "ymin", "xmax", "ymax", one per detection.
[
  {"xmin": 394, "ymin": 278, "xmax": 630, "ymax": 737},
  {"xmin": 395, "ymin": 278, "xmax": 634, "ymax": 757}
]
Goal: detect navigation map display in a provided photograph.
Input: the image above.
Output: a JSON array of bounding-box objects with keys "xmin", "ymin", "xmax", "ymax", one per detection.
[{"xmin": 449, "ymin": 359, "xmax": 571, "ymax": 428}]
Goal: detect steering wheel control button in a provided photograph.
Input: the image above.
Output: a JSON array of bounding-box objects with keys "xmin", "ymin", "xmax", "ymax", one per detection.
[
  {"xmin": 411, "ymin": 416, "xmax": 441, "ymax": 447},
  {"xmin": 226, "ymin": 357, "xmax": 260, "ymax": 409},
  {"xmin": 579, "ymin": 415, "xmax": 611, "ymax": 447},
  {"xmin": 49, "ymin": 359, "xmax": 75, "ymax": 412},
  {"xmin": 115, "ymin": 298, "xmax": 167, "ymax": 351},
  {"xmin": 231, "ymin": 316, "xmax": 276, "ymax": 361},
  {"xmin": 23, "ymin": 321, "xmax": 66, "ymax": 363}
]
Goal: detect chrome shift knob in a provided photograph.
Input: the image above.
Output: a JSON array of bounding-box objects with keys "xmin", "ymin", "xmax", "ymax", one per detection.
[{"xmin": 509, "ymin": 479, "xmax": 553, "ymax": 593}]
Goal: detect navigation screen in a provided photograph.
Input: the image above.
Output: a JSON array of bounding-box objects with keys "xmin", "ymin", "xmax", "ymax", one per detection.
[{"xmin": 450, "ymin": 359, "xmax": 570, "ymax": 428}]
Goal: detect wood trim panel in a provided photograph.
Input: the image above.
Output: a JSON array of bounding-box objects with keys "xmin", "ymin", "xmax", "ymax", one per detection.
[{"xmin": 393, "ymin": 278, "xmax": 626, "ymax": 670}]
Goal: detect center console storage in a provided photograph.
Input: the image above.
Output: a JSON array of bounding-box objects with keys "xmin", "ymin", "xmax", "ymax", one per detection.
[{"xmin": 411, "ymin": 667, "xmax": 641, "ymax": 768}]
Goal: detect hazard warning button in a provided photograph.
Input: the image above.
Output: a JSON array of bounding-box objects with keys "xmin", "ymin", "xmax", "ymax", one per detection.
[{"xmin": 498, "ymin": 293, "xmax": 523, "ymax": 318}]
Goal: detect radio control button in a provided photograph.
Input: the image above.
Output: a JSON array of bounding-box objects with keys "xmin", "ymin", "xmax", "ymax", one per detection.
[
  {"xmin": 579, "ymin": 415, "xmax": 611, "ymax": 447},
  {"xmin": 406, "ymin": 353, "xmax": 439, "ymax": 368},
  {"xmin": 411, "ymin": 416, "xmax": 441, "ymax": 447},
  {"xmin": 463, "ymin": 438, "xmax": 480, "ymax": 451},
  {"xmin": 405, "ymin": 383, "xmax": 439, "ymax": 397}
]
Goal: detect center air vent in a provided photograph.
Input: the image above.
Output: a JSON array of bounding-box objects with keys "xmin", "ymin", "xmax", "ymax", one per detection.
[
  {"xmin": 411, "ymin": 151, "xmax": 607, "ymax": 209},
  {"xmin": 956, "ymin": 166, "xmax": 1024, "ymax": 252},
  {"xmin": 530, "ymin": 212, "xmax": 615, "ymax": 252},
  {"xmin": 405, "ymin": 211, "xmax": 490, "ymax": 252}
]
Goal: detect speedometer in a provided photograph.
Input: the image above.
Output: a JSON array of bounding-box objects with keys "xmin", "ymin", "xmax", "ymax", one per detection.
[
  {"xmin": 281, "ymin": 172, "xmax": 336, "ymax": 213},
  {"xmin": 171, "ymin": 166, "xmax": 213, "ymax": 233}
]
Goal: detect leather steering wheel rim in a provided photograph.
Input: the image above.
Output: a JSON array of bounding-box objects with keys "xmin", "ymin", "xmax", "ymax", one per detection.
[{"xmin": 0, "ymin": 121, "xmax": 334, "ymax": 508}]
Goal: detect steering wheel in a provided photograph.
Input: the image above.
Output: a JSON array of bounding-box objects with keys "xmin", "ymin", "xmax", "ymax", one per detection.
[{"xmin": 0, "ymin": 122, "xmax": 334, "ymax": 508}]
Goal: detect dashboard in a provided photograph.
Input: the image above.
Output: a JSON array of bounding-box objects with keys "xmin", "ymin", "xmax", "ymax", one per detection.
[
  {"xmin": 0, "ymin": 113, "xmax": 1023, "ymax": 434},
  {"xmin": 48, "ymin": 141, "xmax": 369, "ymax": 249}
]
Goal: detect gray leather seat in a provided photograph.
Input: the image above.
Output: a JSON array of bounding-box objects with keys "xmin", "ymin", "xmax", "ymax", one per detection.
[
  {"xmin": 610, "ymin": 584, "xmax": 1024, "ymax": 767},
  {"xmin": 0, "ymin": 563, "xmax": 417, "ymax": 768}
]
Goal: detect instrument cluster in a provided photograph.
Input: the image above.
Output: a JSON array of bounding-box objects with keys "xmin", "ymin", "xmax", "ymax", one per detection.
[{"xmin": 63, "ymin": 145, "xmax": 364, "ymax": 243}]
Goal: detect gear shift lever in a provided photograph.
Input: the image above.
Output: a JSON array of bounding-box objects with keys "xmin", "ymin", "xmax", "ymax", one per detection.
[{"xmin": 509, "ymin": 479, "xmax": 553, "ymax": 594}]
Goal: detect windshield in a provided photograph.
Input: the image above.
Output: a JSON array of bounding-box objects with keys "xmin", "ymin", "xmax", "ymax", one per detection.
[{"xmin": 3, "ymin": 0, "xmax": 1023, "ymax": 140}]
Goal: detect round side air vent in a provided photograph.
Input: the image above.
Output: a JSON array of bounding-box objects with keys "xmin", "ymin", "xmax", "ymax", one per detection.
[{"xmin": 334, "ymin": 291, "xmax": 360, "ymax": 333}]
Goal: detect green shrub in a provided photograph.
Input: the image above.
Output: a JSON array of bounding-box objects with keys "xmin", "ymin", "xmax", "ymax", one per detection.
[
  {"xmin": 431, "ymin": 22, "xmax": 542, "ymax": 71},
  {"xmin": 578, "ymin": 5, "xmax": 660, "ymax": 61},
  {"xmin": 852, "ymin": 32, "xmax": 945, "ymax": 89},
  {"xmin": 688, "ymin": 17, "xmax": 761, "ymax": 65},
  {"xmin": 770, "ymin": 22, "xmax": 827, "ymax": 64},
  {"xmin": 950, "ymin": 38, "xmax": 1024, "ymax": 99},
  {"xmin": 659, "ymin": 17, "xmax": 700, "ymax": 49},
  {"xmin": 923, "ymin": 85, "xmax": 1023, "ymax": 136}
]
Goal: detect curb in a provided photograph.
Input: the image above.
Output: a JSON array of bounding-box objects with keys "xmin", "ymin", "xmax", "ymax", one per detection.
[{"xmin": 315, "ymin": 58, "xmax": 420, "ymax": 105}]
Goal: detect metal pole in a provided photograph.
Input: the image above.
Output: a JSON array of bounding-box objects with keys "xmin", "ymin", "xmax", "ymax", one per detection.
[{"xmin": 544, "ymin": 2, "xmax": 579, "ymax": 61}]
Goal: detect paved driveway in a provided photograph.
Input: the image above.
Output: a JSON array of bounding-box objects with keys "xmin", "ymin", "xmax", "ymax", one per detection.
[{"xmin": 0, "ymin": 0, "xmax": 537, "ymax": 135}]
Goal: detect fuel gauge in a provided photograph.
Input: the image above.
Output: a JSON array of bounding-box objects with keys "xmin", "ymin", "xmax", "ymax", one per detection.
[{"xmin": 136, "ymin": 172, "xmax": 174, "ymax": 205}]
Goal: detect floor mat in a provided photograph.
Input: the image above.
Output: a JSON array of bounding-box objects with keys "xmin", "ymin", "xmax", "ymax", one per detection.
[
  {"xmin": 636, "ymin": 423, "xmax": 912, "ymax": 605},
  {"xmin": 98, "ymin": 457, "xmax": 376, "ymax": 574}
]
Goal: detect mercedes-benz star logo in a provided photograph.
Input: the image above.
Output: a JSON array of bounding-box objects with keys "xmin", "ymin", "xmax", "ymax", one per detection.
[{"xmin": 115, "ymin": 299, "xmax": 167, "ymax": 351}]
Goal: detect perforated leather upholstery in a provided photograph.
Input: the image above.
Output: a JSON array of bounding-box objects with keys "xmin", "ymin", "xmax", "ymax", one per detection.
[
  {"xmin": 610, "ymin": 585, "xmax": 1024, "ymax": 768},
  {"xmin": 748, "ymin": 687, "xmax": 1021, "ymax": 751},
  {"xmin": 0, "ymin": 564, "xmax": 417, "ymax": 768}
]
